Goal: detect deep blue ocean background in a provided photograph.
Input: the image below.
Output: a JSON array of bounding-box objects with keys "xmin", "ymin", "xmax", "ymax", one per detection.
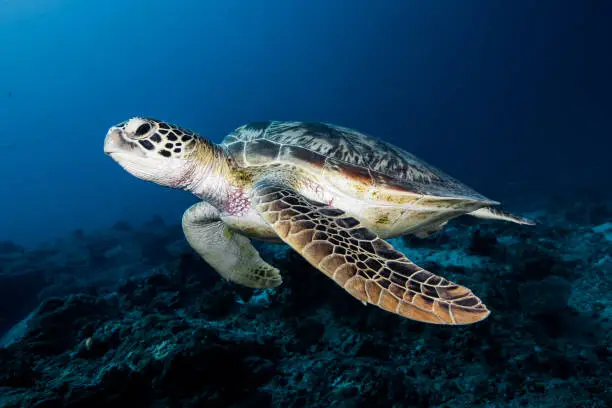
[
  {"xmin": 1, "ymin": 0, "xmax": 610, "ymax": 246},
  {"xmin": 1, "ymin": 1, "xmax": 611, "ymax": 407}
]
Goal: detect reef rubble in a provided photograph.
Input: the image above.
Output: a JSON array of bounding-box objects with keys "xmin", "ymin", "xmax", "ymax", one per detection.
[{"xmin": 0, "ymin": 199, "xmax": 610, "ymax": 407}]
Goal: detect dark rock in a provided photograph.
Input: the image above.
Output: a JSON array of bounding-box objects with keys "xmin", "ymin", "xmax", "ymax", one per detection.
[
  {"xmin": 518, "ymin": 276, "xmax": 571, "ymax": 315},
  {"xmin": 468, "ymin": 229, "xmax": 499, "ymax": 256},
  {"xmin": 567, "ymin": 202, "xmax": 612, "ymax": 225},
  {"xmin": 0, "ymin": 348, "xmax": 39, "ymax": 388},
  {"xmin": 0, "ymin": 241, "xmax": 23, "ymax": 255},
  {"xmin": 0, "ymin": 197, "xmax": 610, "ymax": 407},
  {"xmin": 71, "ymin": 229, "xmax": 85, "ymax": 241},
  {"xmin": 143, "ymin": 214, "xmax": 166, "ymax": 229},
  {"xmin": 0, "ymin": 268, "xmax": 47, "ymax": 335}
]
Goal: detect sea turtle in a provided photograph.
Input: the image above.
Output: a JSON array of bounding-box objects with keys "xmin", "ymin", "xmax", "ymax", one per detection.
[{"xmin": 104, "ymin": 118, "xmax": 533, "ymax": 325}]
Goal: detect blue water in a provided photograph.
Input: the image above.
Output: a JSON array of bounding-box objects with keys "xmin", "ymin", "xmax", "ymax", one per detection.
[
  {"xmin": 1, "ymin": 0, "xmax": 609, "ymax": 246},
  {"xmin": 1, "ymin": 2, "xmax": 611, "ymax": 407}
]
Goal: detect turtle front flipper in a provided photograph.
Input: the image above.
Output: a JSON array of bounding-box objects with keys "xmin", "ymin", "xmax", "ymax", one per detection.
[
  {"xmin": 182, "ymin": 201, "xmax": 282, "ymax": 288},
  {"xmin": 252, "ymin": 181, "xmax": 490, "ymax": 325}
]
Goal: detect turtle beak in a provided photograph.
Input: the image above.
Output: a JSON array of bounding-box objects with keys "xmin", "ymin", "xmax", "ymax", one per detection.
[{"xmin": 104, "ymin": 127, "xmax": 133, "ymax": 155}]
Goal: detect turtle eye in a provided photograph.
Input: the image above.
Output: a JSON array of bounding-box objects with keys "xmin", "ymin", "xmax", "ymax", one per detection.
[{"xmin": 135, "ymin": 123, "xmax": 151, "ymax": 136}]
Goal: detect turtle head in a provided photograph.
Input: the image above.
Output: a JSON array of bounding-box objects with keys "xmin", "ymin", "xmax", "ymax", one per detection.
[{"xmin": 104, "ymin": 117, "xmax": 220, "ymax": 190}]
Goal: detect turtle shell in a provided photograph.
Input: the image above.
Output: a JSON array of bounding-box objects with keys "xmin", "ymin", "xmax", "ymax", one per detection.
[{"xmin": 221, "ymin": 121, "xmax": 495, "ymax": 203}]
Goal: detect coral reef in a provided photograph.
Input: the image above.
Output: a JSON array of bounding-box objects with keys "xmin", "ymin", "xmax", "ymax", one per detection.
[{"xmin": 0, "ymin": 200, "xmax": 610, "ymax": 407}]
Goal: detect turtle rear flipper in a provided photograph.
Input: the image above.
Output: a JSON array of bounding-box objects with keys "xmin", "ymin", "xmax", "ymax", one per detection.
[
  {"xmin": 470, "ymin": 207, "xmax": 535, "ymax": 225},
  {"xmin": 182, "ymin": 201, "xmax": 282, "ymax": 288},
  {"xmin": 252, "ymin": 180, "xmax": 489, "ymax": 325}
]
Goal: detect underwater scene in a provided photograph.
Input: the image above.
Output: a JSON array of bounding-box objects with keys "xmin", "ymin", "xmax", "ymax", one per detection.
[{"xmin": 0, "ymin": 1, "xmax": 610, "ymax": 407}]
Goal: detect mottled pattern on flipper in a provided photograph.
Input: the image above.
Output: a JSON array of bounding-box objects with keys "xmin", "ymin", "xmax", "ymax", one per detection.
[
  {"xmin": 236, "ymin": 263, "xmax": 283, "ymax": 289},
  {"xmin": 181, "ymin": 201, "xmax": 282, "ymax": 289},
  {"xmin": 252, "ymin": 181, "xmax": 490, "ymax": 325}
]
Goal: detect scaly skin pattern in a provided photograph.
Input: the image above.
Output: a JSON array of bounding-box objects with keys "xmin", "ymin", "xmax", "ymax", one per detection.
[
  {"xmin": 220, "ymin": 166, "xmax": 340, "ymax": 239},
  {"xmin": 251, "ymin": 179, "xmax": 490, "ymax": 325},
  {"xmin": 224, "ymin": 187, "xmax": 251, "ymax": 216}
]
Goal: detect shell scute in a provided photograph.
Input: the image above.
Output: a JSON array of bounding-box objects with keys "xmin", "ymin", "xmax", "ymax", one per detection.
[{"xmin": 221, "ymin": 121, "xmax": 492, "ymax": 202}]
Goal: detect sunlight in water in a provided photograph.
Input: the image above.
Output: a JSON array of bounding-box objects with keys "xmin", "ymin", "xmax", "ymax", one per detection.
[{"xmin": 0, "ymin": 0, "xmax": 66, "ymax": 21}]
